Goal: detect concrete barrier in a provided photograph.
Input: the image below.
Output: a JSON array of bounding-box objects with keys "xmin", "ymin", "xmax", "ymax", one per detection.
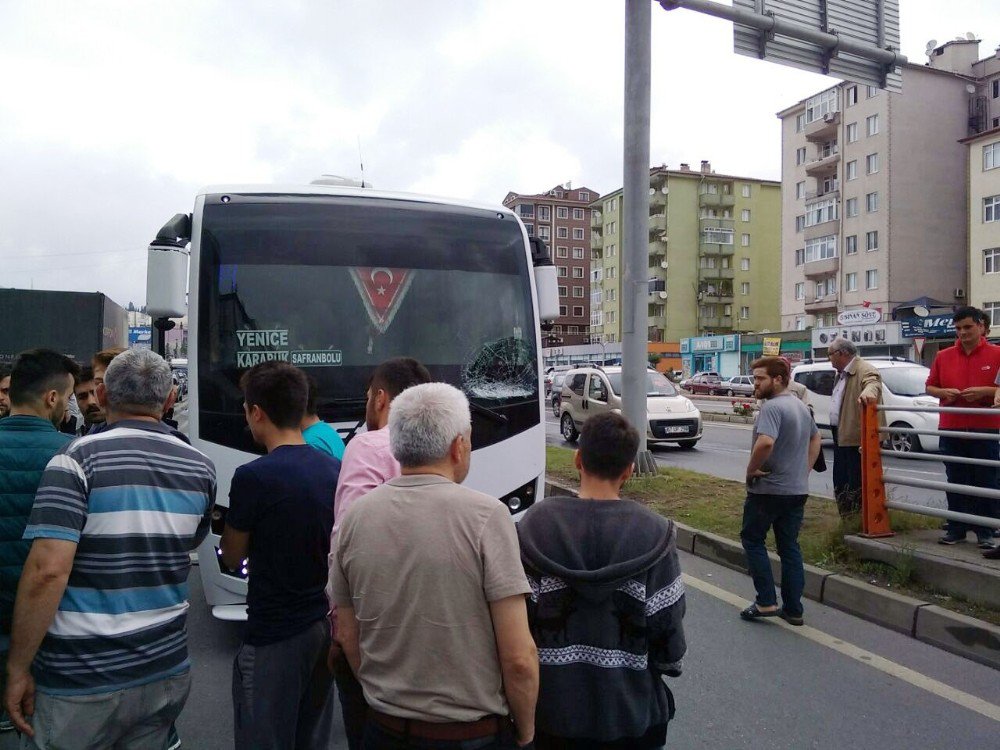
[
  {"xmin": 821, "ymin": 575, "xmax": 925, "ymax": 635},
  {"xmin": 914, "ymin": 605, "xmax": 1000, "ymax": 670}
]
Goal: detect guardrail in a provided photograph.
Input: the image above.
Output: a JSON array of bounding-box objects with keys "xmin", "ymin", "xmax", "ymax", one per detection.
[{"xmin": 860, "ymin": 402, "xmax": 1000, "ymax": 537}]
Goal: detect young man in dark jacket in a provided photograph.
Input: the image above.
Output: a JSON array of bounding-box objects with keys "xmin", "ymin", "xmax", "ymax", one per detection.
[{"xmin": 517, "ymin": 412, "xmax": 686, "ymax": 749}]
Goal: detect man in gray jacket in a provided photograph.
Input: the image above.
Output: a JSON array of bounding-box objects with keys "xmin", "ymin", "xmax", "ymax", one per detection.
[{"xmin": 518, "ymin": 412, "xmax": 686, "ymax": 749}]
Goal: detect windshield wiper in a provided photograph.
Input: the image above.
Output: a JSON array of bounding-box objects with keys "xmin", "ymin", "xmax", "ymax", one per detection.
[{"xmin": 469, "ymin": 401, "xmax": 508, "ymax": 426}]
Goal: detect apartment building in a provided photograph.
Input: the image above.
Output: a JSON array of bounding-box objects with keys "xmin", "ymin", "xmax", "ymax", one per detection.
[
  {"xmin": 778, "ymin": 39, "xmax": 997, "ymax": 330},
  {"xmin": 502, "ymin": 184, "xmax": 598, "ymax": 346},
  {"xmin": 589, "ymin": 163, "xmax": 781, "ymax": 345}
]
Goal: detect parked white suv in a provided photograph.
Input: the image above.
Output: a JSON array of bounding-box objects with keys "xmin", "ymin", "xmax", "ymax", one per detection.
[
  {"xmin": 792, "ymin": 358, "xmax": 938, "ymax": 453},
  {"xmin": 559, "ymin": 366, "xmax": 703, "ymax": 448}
]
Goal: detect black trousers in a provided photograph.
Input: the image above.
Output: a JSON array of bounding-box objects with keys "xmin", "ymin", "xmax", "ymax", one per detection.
[{"xmin": 831, "ymin": 427, "xmax": 862, "ymax": 517}]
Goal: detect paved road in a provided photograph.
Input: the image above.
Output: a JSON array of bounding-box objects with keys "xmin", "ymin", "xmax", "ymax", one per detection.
[{"xmin": 4, "ymin": 546, "xmax": 995, "ymax": 749}]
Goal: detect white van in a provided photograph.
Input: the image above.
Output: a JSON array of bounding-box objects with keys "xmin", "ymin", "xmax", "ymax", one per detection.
[{"xmin": 792, "ymin": 358, "xmax": 938, "ymax": 453}]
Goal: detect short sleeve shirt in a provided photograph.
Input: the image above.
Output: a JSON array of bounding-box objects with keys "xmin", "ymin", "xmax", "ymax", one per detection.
[
  {"xmin": 750, "ymin": 393, "xmax": 818, "ymax": 496},
  {"xmin": 926, "ymin": 339, "xmax": 1000, "ymax": 429},
  {"xmin": 227, "ymin": 444, "xmax": 339, "ymax": 645},
  {"xmin": 330, "ymin": 474, "xmax": 530, "ymax": 722},
  {"xmin": 303, "ymin": 421, "xmax": 346, "ymax": 460}
]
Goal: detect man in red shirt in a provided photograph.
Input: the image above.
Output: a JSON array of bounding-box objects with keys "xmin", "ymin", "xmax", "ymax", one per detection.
[{"xmin": 925, "ymin": 306, "xmax": 1000, "ymax": 548}]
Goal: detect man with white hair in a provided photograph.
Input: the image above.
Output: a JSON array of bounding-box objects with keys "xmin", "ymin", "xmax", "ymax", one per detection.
[
  {"xmin": 330, "ymin": 382, "xmax": 538, "ymax": 750},
  {"xmin": 4, "ymin": 349, "xmax": 216, "ymax": 749}
]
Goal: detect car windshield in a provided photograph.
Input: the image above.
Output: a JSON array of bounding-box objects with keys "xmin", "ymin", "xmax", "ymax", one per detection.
[
  {"xmin": 607, "ymin": 371, "xmax": 678, "ymax": 397},
  {"xmin": 879, "ymin": 366, "xmax": 931, "ymax": 397}
]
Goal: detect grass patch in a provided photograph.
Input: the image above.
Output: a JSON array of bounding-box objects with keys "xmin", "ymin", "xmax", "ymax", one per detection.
[{"xmin": 545, "ymin": 445, "xmax": 1000, "ymax": 625}]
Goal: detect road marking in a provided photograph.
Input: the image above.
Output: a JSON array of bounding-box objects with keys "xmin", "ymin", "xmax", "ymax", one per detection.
[{"xmin": 682, "ymin": 573, "xmax": 1000, "ymax": 724}]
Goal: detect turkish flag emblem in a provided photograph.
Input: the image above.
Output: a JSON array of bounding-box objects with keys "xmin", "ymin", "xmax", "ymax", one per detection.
[{"xmin": 350, "ymin": 267, "xmax": 415, "ymax": 334}]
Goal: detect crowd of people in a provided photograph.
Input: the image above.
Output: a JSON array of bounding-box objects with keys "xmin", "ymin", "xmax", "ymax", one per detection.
[
  {"xmin": 2, "ymin": 308, "xmax": 998, "ymax": 749},
  {"xmin": 0, "ymin": 348, "xmax": 687, "ymax": 750}
]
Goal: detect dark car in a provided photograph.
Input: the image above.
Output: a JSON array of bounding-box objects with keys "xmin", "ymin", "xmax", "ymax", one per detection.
[
  {"xmin": 550, "ymin": 372, "xmax": 568, "ymax": 417},
  {"xmin": 683, "ymin": 372, "xmax": 724, "ymax": 395}
]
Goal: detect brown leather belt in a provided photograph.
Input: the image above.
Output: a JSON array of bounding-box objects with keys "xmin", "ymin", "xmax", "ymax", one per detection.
[{"xmin": 370, "ymin": 709, "xmax": 506, "ymax": 741}]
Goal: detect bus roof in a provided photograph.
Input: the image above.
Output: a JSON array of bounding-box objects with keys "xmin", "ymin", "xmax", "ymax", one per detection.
[{"xmin": 193, "ymin": 184, "xmax": 516, "ymax": 218}]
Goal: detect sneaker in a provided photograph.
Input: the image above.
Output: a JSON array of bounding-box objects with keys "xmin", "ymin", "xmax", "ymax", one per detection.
[
  {"xmin": 0, "ymin": 714, "xmax": 13, "ymax": 733},
  {"xmin": 983, "ymin": 545, "xmax": 1000, "ymax": 560},
  {"xmin": 938, "ymin": 533, "xmax": 966, "ymax": 545},
  {"xmin": 167, "ymin": 725, "xmax": 181, "ymax": 750},
  {"xmin": 977, "ymin": 536, "xmax": 995, "ymax": 549}
]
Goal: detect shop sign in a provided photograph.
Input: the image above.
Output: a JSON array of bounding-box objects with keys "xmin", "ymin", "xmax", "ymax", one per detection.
[{"xmin": 837, "ymin": 308, "xmax": 881, "ymax": 325}]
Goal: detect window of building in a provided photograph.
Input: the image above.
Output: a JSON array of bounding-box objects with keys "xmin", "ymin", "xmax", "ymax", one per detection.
[
  {"xmin": 805, "ymin": 235, "xmax": 837, "ymax": 262},
  {"xmin": 524, "ymin": 223, "xmax": 534, "ymax": 236},
  {"xmin": 985, "ymin": 142, "xmax": 1000, "ymax": 171},
  {"xmin": 608, "ymin": 221, "xmax": 616, "ymax": 235},
  {"xmin": 846, "ymin": 272, "xmax": 857, "ymax": 291},
  {"xmin": 606, "ymin": 312, "xmax": 615, "ymax": 325},
  {"xmin": 741, "ymin": 257, "xmax": 750, "ymax": 271},
  {"xmin": 805, "ymin": 89, "xmax": 838, "ymax": 123},
  {"xmin": 866, "ymin": 230, "xmax": 879, "ymax": 251},
  {"xmin": 591, "ymin": 310, "xmax": 603, "ymax": 326},
  {"xmin": 741, "ymin": 282, "xmax": 750, "ymax": 295},
  {"xmin": 706, "ymin": 183, "xmax": 718, "ymax": 195},
  {"xmin": 846, "ymin": 85, "xmax": 858, "ymax": 106},
  {"xmin": 537, "ymin": 206, "xmax": 551, "ymax": 221},
  {"xmin": 993, "ymin": 80, "xmax": 1000, "ymax": 99},
  {"xmin": 805, "ymin": 198, "xmax": 837, "ymax": 227},
  {"xmin": 847, "ymin": 122, "xmax": 858, "ymax": 142},
  {"xmin": 538, "ymin": 225, "xmax": 550, "ymax": 240},
  {"xmin": 866, "ymin": 192, "xmax": 879, "ymax": 213},
  {"xmin": 557, "ymin": 227, "xmax": 568, "ymax": 238},
  {"xmin": 742, "ymin": 184, "xmax": 751, "ymax": 198},
  {"xmin": 573, "ymin": 208, "xmax": 584, "ymax": 220},
  {"xmin": 740, "ymin": 306, "xmax": 750, "ymax": 319},
  {"xmin": 846, "ymin": 198, "xmax": 859, "ymax": 217},
  {"xmin": 796, "ymin": 317, "xmax": 807, "ymax": 331},
  {"xmin": 557, "ymin": 285, "xmax": 567, "ymax": 297},
  {"xmin": 845, "ymin": 235, "xmax": 858, "ymax": 255},
  {"xmin": 795, "ymin": 113, "xmax": 806, "ymax": 132},
  {"xmin": 517, "ymin": 204, "xmax": 534, "ymax": 218},
  {"xmin": 985, "ymin": 248, "xmax": 1000, "ymax": 274},
  {"xmin": 579, "ymin": 191, "xmax": 590, "ymax": 202},
  {"xmin": 702, "ymin": 227, "xmax": 735, "ymax": 244},
  {"xmin": 573, "ymin": 228, "xmax": 584, "ymax": 240},
  {"xmin": 556, "ymin": 206, "xmax": 568, "ymax": 219},
  {"xmin": 867, "ymin": 85, "xmax": 878, "ymax": 98},
  {"xmin": 823, "ymin": 176, "xmax": 839, "ymax": 193},
  {"xmin": 572, "ymin": 247, "xmax": 584, "ymax": 259},
  {"xmin": 567, "ymin": 325, "xmax": 579, "ymax": 335},
  {"xmin": 607, "ymin": 197, "xmax": 617, "ymax": 212},
  {"xmin": 866, "ymin": 269, "xmax": 878, "ymax": 289},
  {"xmin": 866, "ymin": 153, "xmax": 879, "ymax": 174},
  {"xmin": 608, "ymin": 267, "xmax": 616, "ymax": 279},
  {"xmin": 795, "ymin": 215, "xmax": 806, "ymax": 232},
  {"xmin": 819, "ymin": 140, "xmax": 837, "ymax": 158},
  {"xmin": 558, "ymin": 267, "xmax": 568, "ymax": 277},
  {"xmin": 559, "ymin": 305, "xmax": 567, "ymax": 317},
  {"xmin": 607, "ymin": 289, "xmax": 616, "ymax": 301},
  {"xmin": 986, "ymin": 301, "xmax": 1000, "ymax": 327},
  {"xmin": 741, "ymin": 209, "xmax": 751, "ymax": 222},
  {"xmin": 794, "ymin": 282, "xmax": 805, "ymax": 300},
  {"xmin": 607, "ymin": 244, "xmax": 616, "ymax": 257},
  {"xmin": 573, "ymin": 306, "xmax": 584, "ymax": 318},
  {"xmin": 796, "ymin": 147, "xmax": 807, "ymax": 165},
  {"xmin": 815, "ymin": 277, "xmax": 836, "ymax": 297},
  {"xmin": 795, "ymin": 248, "xmax": 805, "ymax": 265},
  {"xmin": 572, "ymin": 267, "xmax": 584, "ymax": 278},
  {"xmin": 866, "ymin": 114, "xmax": 879, "ymax": 136},
  {"xmin": 573, "ymin": 286, "xmax": 584, "ymax": 298},
  {"xmin": 796, "ymin": 181, "xmax": 805, "ymax": 199},
  {"xmin": 556, "ymin": 246, "xmax": 568, "ymax": 258},
  {"xmin": 985, "ymin": 195, "xmax": 1000, "ymax": 223},
  {"xmin": 741, "ymin": 233, "xmax": 750, "ymax": 246},
  {"xmin": 591, "ymin": 268, "xmax": 603, "ymax": 282},
  {"xmin": 847, "ymin": 160, "xmax": 858, "ymax": 180}
]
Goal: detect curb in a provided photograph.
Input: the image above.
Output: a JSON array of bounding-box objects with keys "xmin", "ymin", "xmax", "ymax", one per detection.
[
  {"xmin": 543, "ymin": 479, "xmax": 1000, "ymax": 670},
  {"xmin": 700, "ymin": 412, "xmax": 755, "ymax": 425}
]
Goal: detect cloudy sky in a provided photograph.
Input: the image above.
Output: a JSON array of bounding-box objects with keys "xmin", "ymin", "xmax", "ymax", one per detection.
[{"xmin": 1, "ymin": 0, "xmax": 996, "ymax": 307}]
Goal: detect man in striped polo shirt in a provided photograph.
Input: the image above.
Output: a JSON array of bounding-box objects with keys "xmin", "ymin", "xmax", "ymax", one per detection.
[{"xmin": 3, "ymin": 349, "xmax": 216, "ymax": 749}]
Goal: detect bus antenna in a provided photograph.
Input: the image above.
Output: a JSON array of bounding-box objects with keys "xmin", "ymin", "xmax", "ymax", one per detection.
[{"xmin": 357, "ymin": 136, "xmax": 365, "ymax": 188}]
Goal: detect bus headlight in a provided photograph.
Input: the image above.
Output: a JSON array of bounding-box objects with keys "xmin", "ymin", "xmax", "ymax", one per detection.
[{"xmin": 500, "ymin": 479, "xmax": 538, "ymax": 515}]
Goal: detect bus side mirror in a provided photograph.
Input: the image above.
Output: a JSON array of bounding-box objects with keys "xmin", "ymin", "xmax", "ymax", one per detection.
[
  {"xmin": 527, "ymin": 237, "xmax": 559, "ymax": 324},
  {"xmin": 146, "ymin": 213, "xmax": 192, "ymax": 319}
]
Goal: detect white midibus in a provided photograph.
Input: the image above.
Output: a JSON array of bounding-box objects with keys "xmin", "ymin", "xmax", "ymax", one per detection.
[{"xmin": 146, "ymin": 181, "xmax": 558, "ymax": 618}]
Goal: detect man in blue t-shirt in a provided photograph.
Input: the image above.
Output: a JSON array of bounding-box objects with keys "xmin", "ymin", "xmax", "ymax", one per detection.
[
  {"xmin": 221, "ymin": 361, "xmax": 341, "ymax": 749},
  {"xmin": 301, "ymin": 375, "xmax": 346, "ymax": 460}
]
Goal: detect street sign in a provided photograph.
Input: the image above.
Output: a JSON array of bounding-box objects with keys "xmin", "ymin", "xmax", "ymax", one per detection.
[
  {"xmin": 733, "ymin": 0, "xmax": 902, "ymax": 92},
  {"xmin": 913, "ymin": 336, "xmax": 926, "ymax": 357}
]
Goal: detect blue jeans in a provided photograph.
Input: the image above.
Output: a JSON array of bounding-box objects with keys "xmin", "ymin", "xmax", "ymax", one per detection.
[
  {"xmin": 938, "ymin": 431, "xmax": 1000, "ymax": 540},
  {"xmin": 740, "ymin": 493, "xmax": 807, "ymax": 617}
]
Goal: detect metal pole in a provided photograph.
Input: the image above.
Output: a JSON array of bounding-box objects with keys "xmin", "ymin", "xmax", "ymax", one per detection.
[
  {"xmin": 624, "ymin": 0, "xmax": 656, "ymax": 474},
  {"xmin": 659, "ymin": 0, "xmax": 907, "ymax": 67}
]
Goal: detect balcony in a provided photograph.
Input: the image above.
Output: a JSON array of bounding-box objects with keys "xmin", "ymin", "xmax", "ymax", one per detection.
[
  {"xmin": 649, "ymin": 238, "xmax": 668, "ymax": 256},
  {"xmin": 700, "ymin": 315, "xmax": 734, "ymax": 330},
  {"xmin": 699, "ymin": 267, "xmax": 735, "ymax": 281},
  {"xmin": 805, "ymin": 150, "xmax": 840, "ymax": 177},
  {"xmin": 648, "ymin": 314, "xmax": 668, "ymax": 329},
  {"xmin": 699, "ymin": 192, "xmax": 736, "ymax": 209},
  {"xmin": 649, "ymin": 191, "xmax": 667, "ymax": 211},
  {"xmin": 592, "ymin": 234, "xmax": 604, "ymax": 250},
  {"xmin": 804, "ymin": 111, "xmax": 840, "ymax": 142},
  {"xmin": 700, "ymin": 290, "xmax": 734, "ymax": 305},
  {"xmin": 805, "ymin": 188, "xmax": 839, "ymax": 201},
  {"xmin": 699, "ymin": 241, "xmax": 735, "ymax": 256},
  {"xmin": 803, "ymin": 256, "xmax": 839, "ymax": 278},
  {"xmin": 649, "ymin": 212, "xmax": 667, "ymax": 235},
  {"xmin": 804, "ymin": 293, "xmax": 839, "ymax": 313},
  {"xmin": 591, "ymin": 211, "xmax": 603, "ymax": 228},
  {"xmin": 804, "ymin": 219, "xmax": 839, "ymax": 241}
]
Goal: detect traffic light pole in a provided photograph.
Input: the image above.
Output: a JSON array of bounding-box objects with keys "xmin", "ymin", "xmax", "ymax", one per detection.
[{"xmin": 623, "ymin": 0, "xmax": 657, "ymax": 474}]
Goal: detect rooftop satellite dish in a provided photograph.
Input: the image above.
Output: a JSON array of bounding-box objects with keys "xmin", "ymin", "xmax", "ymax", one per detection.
[
  {"xmin": 925, "ymin": 39, "xmax": 938, "ymax": 52},
  {"xmin": 913, "ymin": 305, "xmax": 930, "ymax": 317},
  {"xmin": 967, "ymin": 32, "xmax": 977, "ymax": 40},
  {"xmin": 967, "ymin": 83, "xmax": 977, "ymax": 94}
]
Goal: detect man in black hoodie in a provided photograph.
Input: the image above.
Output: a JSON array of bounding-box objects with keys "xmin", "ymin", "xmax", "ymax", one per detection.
[{"xmin": 517, "ymin": 413, "xmax": 686, "ymax": 749}]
